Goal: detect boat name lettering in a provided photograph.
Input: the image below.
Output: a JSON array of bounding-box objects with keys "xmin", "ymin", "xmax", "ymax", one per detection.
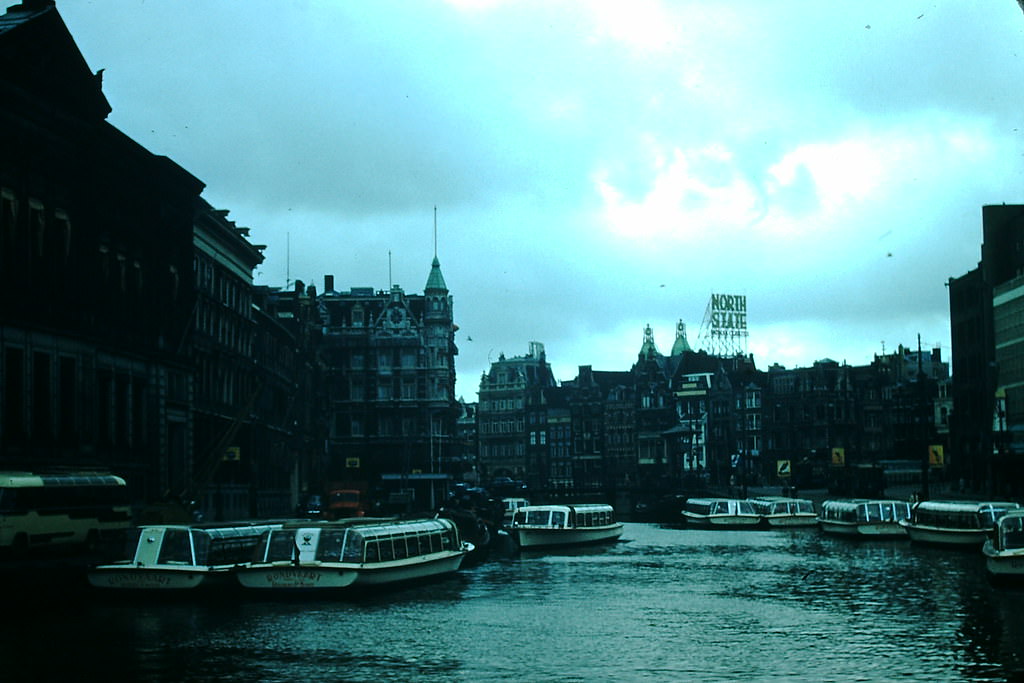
[
  {"xmin": 266, "ymin": 569, "xmax": 321, "ymax": 586},
  {"xmin": 105, "ymin": 573, "xmax": 173, "ymax": 587}
]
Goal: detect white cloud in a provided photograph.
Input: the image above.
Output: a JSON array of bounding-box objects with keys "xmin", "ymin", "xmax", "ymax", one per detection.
[
  {"xmin": 585, "ymin": 0, "xmax": 681, "ymax": 52},
  {"xmin": 594, "ymin": 144, "xmax": 763, "ymax": 242}
]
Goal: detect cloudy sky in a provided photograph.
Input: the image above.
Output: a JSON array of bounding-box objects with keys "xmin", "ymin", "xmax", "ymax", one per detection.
[{"xmin": 58, "ymin": 1, "xmax": 1024, "ymax": 399}]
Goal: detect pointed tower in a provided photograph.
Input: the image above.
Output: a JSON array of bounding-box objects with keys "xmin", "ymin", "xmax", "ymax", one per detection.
[
  {"xmin": 638, "ymin": 324, "xmax": 661, "ymax": 361},
  {"xmin": 422, "ymin": 225, "xmax": 458, "ymax": 486},
  {"xmin": 671, "ymin": 320, "xmax": 692, "ymax": 356}
]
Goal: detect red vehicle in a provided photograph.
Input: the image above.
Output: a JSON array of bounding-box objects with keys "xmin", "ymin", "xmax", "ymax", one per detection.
[{"xmin": 326, "ymin": 489, "xmax": 365, "ymax": 519}]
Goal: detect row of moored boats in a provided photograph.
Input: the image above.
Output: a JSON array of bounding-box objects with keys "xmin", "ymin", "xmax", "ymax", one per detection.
[
  {"xmin": 679, "ymin": 495, "xmax": 1024, "ymax": 582},
  {"xmin": 85, "ymin": 496, "xmax": 1024, "ymax": 593},
  {"xmin": 87, "ymin": 502, "xmax": 626, "ymax": 594}
]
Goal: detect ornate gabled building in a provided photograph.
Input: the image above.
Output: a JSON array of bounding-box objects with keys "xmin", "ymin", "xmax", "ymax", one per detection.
[
  {"xmin": 477, "ymin": 341, "xmax": 555, "ymax": 486},
  {"xmin": 631, "ymin": 325, "xmax": 678, "ymax": 487},
  {"xmin": 318, "ymin": 259, "xmax": 458, "ymax": 508}
]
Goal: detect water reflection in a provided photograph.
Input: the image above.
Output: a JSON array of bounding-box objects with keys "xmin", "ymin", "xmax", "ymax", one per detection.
[{"xmin": 3, "ymin": 523, "xmax": 1024, "ymax": 681}]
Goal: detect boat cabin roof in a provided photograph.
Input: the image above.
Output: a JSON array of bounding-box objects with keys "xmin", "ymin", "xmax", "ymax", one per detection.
[
  {"xmin": 517, "ymin": 503, "xmax": 614, "ymax": 514},
  {"xmin": 686, "ymin": 497, "xmax": 743, "ymax": 505},
  {"xmin": 280, "ymin": 517, "xmax": 455, "ymax": 539},
  {"xmin": 750, "ymin": 496, "xmax": 814, "ymax": 505},
  {"xmin": 135, "ymin": 521, "xmax": 284, "ymax": 539},
  {"xmin": 822, "ymin": 499, "xmax": 909, "ymax": 510},
  {"xmin": 913, "ymin": 500, "xmax": 1020, "ymax": 513}
]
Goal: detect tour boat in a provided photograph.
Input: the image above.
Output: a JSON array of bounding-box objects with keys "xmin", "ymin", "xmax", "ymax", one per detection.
[
  {"xmin": 236, "ymin": 517, "xmax": 472, "ymax": 591},
  {"xmin": 900, "ymin": 500, "xmax": 1021, "ymax": 547},
  {"xmin": 680, "ymin": 498, "xmax": 761, "ymax": 529},
  {"xmin": 983, "ymin": 509, "xmax": 1024, "ymax": 581},
  {"xmin": 818, "ymin": 499, "xmax": 911, "ymax": 538},
  {"xmin": 747, "ymin": 496, "xmax": 818, "ymax": 528},
  {"xmin": 501, "ymin": 497, "xmax": 530, "ymax": 524},
  {"xmin": 510, "ymin": 503, "xmax": 623, "ymax": 549},
  {"xmin": 87, "ymin": 521, "xmax": 283, "ymax": 591}
]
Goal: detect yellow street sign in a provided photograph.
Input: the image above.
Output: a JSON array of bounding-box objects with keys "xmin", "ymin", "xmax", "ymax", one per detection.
[
  {"xmin": 928, "ymin": 445, "xmax": 944, "ymax": 468},
  {"xmin": 777, "ymin": 460, "xmax": 791, "ymax": 478},
  {"xmin": 831, "ymin": 447, "xmax": 845, "ymax": 466}
]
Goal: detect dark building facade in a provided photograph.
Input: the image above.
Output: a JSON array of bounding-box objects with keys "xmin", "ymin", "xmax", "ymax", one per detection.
[
  {"xmin": 0, "ymin": 1, "xmax": 201, "ymax": 504},
  {"xmin": 950, "ymin": 204, "xmax": 1024, "ymax": 496},
  {"xmin": 0, "ymin": 1, "xmax": 321, "ymax": 520}
]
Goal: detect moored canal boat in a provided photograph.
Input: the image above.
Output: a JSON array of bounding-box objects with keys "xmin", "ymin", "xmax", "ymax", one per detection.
[
  {"xmin": 901, "ymin": 500, "xmax": 1021, "ymax": 547},
  {"xmin": 983, "ymin": 509, "xmax": 1024, "ymax": 582},
  {"xmin": 747, "ymin": 496, "xmax": 818, "ymax": 528},
  {"xmin": 818, "ymin": 499, "xmax": 911, "ymax": 538},
  {"xmin": 87, "ymin": 521, "xmax": 284, "ymax": 591},
  {"xmin": 236, "ymin": 517, "xmax": 472, "ymax": 591},
  {"xmin": 680, "ymin": 498, "xmax": 760, "ymax": 529},
  {"xmin": 510, "ymin": 503, "xmax": 623, "ymax": 549},
  {"xmin": 501, "ymin": 497, "xmax": 530, "ymax": 525}
]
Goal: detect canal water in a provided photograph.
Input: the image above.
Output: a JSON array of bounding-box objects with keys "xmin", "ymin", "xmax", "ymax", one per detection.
[{"xmin": 4, "ymin": 523, "xmax": 1024, "ymax": 682}]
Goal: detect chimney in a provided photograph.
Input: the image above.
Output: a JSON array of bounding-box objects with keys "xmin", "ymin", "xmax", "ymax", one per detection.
[{"xmin": 324, "ymin": 274, "xmax": 334, "ymax": 292}]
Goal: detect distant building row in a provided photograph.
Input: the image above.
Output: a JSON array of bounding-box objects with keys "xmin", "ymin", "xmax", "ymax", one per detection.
[{"xmin": 475, "ymin": 323, "xmax": 952, "ymax": 499}]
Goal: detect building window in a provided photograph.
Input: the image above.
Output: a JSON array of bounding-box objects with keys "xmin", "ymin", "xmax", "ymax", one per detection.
[
  {"xmin": 169, "ymin": 265, "xmax": 180, "ymax": 301},
  {"xmin": 58, "ymin": 356, "xmax": 76, "ymax": 443},
  {"xmin": 54, "ymin": 210, "xmax": 71, "ymax": 261},
  {"xmin": 29, "ymin": 199, "xmax": 44, "ymax": 258},
  {"xmin": 3, "ymin": 348, "xmax": 25, "ymax": 443},
  {"xmin": 32, "ymin": 352, "xmax": 52, "ymax": 441},
  {"xmin": 1, "ymin": 187, "xmax": 18, "ymax": 236},
  {"xmin": 402, "ymin": 380, "xmax": 416, "ymax": 400}
]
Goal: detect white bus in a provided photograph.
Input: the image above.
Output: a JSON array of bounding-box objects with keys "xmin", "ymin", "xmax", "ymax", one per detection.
[{"xmin": 0, "ymin": 472, "xmax": 131, "ymax": 553}]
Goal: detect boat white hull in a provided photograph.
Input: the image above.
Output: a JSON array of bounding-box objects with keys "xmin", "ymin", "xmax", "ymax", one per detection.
[
  {"xmin": 984, "ymin": 547, "xmax": 1024, "ymax": 578},
  {"xmin": 904, "ymin": 526, "xmax": 988, "ymax": 546},
  {"xmin": 983, "ymin": 539, "xmax": 1024, "ymax": 579},
  {"xmin": 237, "ymin": 550, "xmax": 467, "ymax": 590},
  {"xmin": 354, "ymin": 551, "xmax": 466, "ymax": 585},
  {"xmin": 681, "ymin": 514, "xmax": 761, "ymax": 529},
  {"xmin": 88, "ymin": 567, "xmax": 227, "ymax": 590},
  {"xmin": 762, "ymin": 515, "xmax": 818, "ymax": 528},
  {"xmin": 819, "ymin": 521, "xmax": 907, "ymax": 538},
  {"xmin": 514, "ymin": 523, "xmax": 623, "ymax": 549},
  {"xmin": 236, "ymin": 563, "xmax": 359, "ymax": 589}
]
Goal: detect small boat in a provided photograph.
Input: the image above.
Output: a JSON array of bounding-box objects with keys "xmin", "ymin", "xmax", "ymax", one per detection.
[
  {"xmin": 236, "ymin": 517, "xmax": 472, "ymax": 591},
  {"xmin": 87, "ymin": 521, "xmax": 283, "ymax": 591},
  {"xmin": 818, "ymin": 499, "xmax": 911, "ymax": 538},
  {"xmin": 983, "ymin": 509, "xmax": 1024, "ymax": 582},
  {"xmin": 900, "ymin": 500, "xmax": 1021, "ymax": 547},
  {"xmin": 510, "ymin": 503, "xmax": 623, "ymax": 549},
  {"xmin": 747, "ymin": 496, "xmax": 818, "ymax": 528},
  {"xmin": 680, "ymin": 498, "xmax": 760, "ymax": 529}
]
